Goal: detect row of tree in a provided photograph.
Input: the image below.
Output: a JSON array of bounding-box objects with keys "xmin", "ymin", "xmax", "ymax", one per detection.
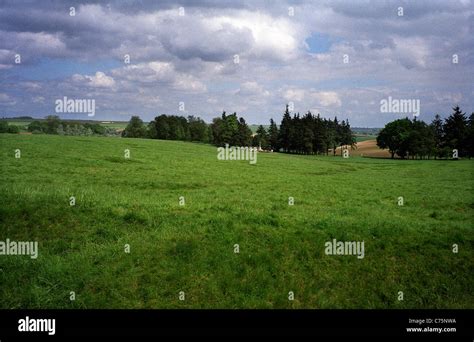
[
  {"xmin": 124, "ymin": 112, "xmax": 254, "ymax": 146},
  {"xmin": 376, "ymin": 106, "xmax": 474, "ymax": 159},
  {"xmin": 123, "ymin": 105, "xmax": 355, "ymax": 155},
  {"xmin": 210, "ymin": 112, "xmax": 253, "ymax": 146},
  {"xmin": 276, "ymin": 105, "xmax": 354, "ymax": 155},
  {"xmin": 5, "ymin": 106, "xmax": 471, "ymax": 160},
  {"xmin": 0, "ymin": 121, "xmax": 20, "ymax": 133},
  {"xmin": 26, "ymin": 116, "xmax": 120, "ymax": 136},
  {"xmin": 123, "ymin": 115, "xmax": 213, "ymax": 142}
]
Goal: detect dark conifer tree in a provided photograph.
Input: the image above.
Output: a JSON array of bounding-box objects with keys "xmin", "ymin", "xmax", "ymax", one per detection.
[
  {"xmin": 278, "ymin": 104, "xmax": 292, "ymax": 152},
  {"xmin": 268, "ymin": 118, "xmax": 279, "ymax": 151},
  {"xmin": 430, "ymin": 114, "xmax": 444, "ymax": 159},
  {"xmin": 444, "ymin": 106, "xmax": 468, "ymax": 157}
]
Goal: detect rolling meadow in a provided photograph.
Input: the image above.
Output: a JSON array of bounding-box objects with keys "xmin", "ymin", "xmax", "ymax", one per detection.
[{"xmin": 0, "ymin": 133, "xmax": 473, "ymax": 308}]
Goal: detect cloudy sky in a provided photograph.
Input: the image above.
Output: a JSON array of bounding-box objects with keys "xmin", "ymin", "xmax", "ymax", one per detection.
[{"xmin": 0, "ymin": 0, "xmax": 473, "ymax": 127}]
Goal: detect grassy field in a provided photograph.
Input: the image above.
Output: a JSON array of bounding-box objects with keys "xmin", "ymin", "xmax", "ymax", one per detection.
[
  {"xmin": 355, "ymin": 134, "xmax": 377, "ymax": 142},
  {"xmin": 3, "ymin": 120, "xmax": 33, "ymax": 127},
  {"xmin": 94, "ymin": 121, "xmax": 128, "ymax": 129},
  {"xmin": 0, "ymin": 134, "xmax": 473, "ymax": 309}
]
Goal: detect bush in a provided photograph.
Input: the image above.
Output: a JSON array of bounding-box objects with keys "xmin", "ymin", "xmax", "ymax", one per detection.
[
  {"xmin": 28, "ymin": 120, "xmax": 44, "ymax": 133},
  {"xmin": 0, "ymin": 121, "xmax": 9, "ymax": 133},
  {"xmin": 0, "ymin": 121, "xmax": 20, "ymax": 133},
  {"xmin": 123, "ymin": 116, "xmax": 147, "ymax": 138},
  {"xmin": 7, "ymin": 125, "xmax": 20, "ymax": 133}
]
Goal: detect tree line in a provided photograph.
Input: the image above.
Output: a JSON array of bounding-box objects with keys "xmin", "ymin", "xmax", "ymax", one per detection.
[
  {"xmin": 377, "ymin": 106, "xmax": 474, "ymax": 159},
  {"xmin": 0, "ymin": 121, "xmax": 20, "ymax": 133},
  {"xmin": 21, "ymin": 116, "xmax": 120, "ymax": 136},
  {"xmin": 276, "ymin": 105, "xmax": 354, "ymax": 155},
  {"xmin": 123, "ymin": 105, "xmax": 355, "ymax": 155}
]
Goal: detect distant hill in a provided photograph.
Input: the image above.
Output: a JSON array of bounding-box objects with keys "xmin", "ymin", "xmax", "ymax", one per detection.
[
  {"xmin": 1, "ymin": 116, "xmax": 36, "ymax": 120},
  {"xmin": 352, "ymin": 127, "xmax": 381, "ymax": 135},
  {"xmin": 2, "ymin": 117, "xmax": 129, "ymax": 131}
]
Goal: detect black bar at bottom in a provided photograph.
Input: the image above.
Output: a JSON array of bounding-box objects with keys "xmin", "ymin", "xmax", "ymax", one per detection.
[{"xmin": 0, "ymin": 309, "xmax": 472, "ymax": 337}]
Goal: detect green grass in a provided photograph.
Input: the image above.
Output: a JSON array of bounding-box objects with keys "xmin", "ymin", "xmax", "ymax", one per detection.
[
  {"xmin": 355, "ymin": 134, "xmax": 377, "ymax": 142},
  {"xmin": 3, "ymin": 120, "xmax": 33, "ymax": 127},
  {"xmin": 95, "ymin": 121, "xmax": 128, "ymax": 129},
  {"xmin": 0, "ymin": 134, "xmax": 473, "ymax": 309}
]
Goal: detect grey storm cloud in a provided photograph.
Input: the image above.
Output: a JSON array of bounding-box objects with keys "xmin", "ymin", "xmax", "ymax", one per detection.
[
  {"xmin": 0, "ymin": 0, "xmax": 473, "ymax": 126},
  {"xmin": 328, "ymin": 0, "xmax": 472, "ymax": 19},
  {"xmin": 0, "ymin": 2, "xmax": 262, "ymax": 62},
  {"xmin": 160, "ymin": 21, "xmax": 255, "ymax": 62}
]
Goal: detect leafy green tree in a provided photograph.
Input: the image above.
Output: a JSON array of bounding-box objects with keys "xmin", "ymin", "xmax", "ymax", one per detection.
[
  {"xmin": 166, "ymin": 116, "xmax": 188, "ymax": 140},
  {"xmin": 85, "ymin": 123, "xmax": 106, "ymax": 135},
  {"xmin": 151, "ymin": 115, "xmax": 171, "ymax": 139},
  {"xmin": 71, "ymin": 124, "xmax": 82, "ymax": 136},
  {"xmin": 214, "ymin": 111, "xmax": 238, "ymax": 145},
  {"xmin": 406, "ymin": 119, "xmax": 435, "ymax": 159},
  {"xmin": 7, "ymin": 124, "xmax": 20, "ymax": 133},
  {"xmin": 377, "ymin": 118, "xmax": 412, "ymax": 158},
  {"xmin": 56, "ymin": 124, "xmax": 65, "ymax": 135},
  {"xmin": 210, "ymin": 116, "xmax": 224, "ymax": 146},
  {"xmin": 45, "ymin": 115, "xmax": 61, "ymax": 134},
  {"xmin": 147, "ymin": 121, "xmax": 157, "ymax": 138},
  {"xmin": 0, "ymin": 121, "xmax": 9, "ymax": 133},
  {"xmin": 122, "ymin": 116, "xmax": 147, "ymax": 138},
  {"xmin": 28, "ymin": 120, "xmax": 44, "ymax": 133},
  {"xmin": 188, "ymin": 116, "xmax": 209, "ymax": 142},
  {"xmin": 223, "ymin": 112, "xmax": 239, "ymax": 145},
  {"xmin": 210, "ymin": 112, "xmax": 251, "ymax": 146}
]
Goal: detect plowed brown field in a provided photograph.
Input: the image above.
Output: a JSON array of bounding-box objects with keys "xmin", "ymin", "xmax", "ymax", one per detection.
[{"xmin": 337, "ymin": 139, "xmax": 391, "ymax": 158}]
